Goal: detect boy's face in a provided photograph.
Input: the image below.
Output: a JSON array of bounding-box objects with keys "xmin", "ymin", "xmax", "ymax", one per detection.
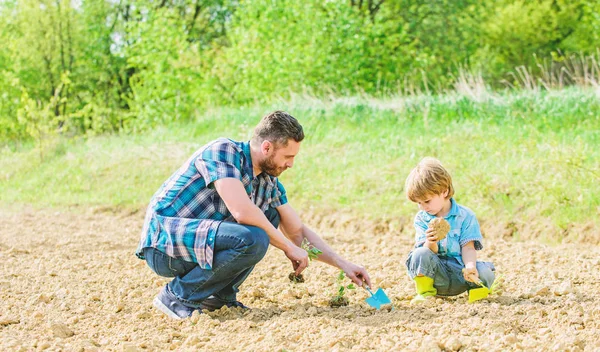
[{"xmin": 415, "ymin": 190, "xmax": 449, "ymax": 216}]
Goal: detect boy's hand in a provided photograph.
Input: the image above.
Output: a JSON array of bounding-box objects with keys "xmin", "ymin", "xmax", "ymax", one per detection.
[
  {"xmin": 425, "ymin": 228, "xmax": 439, "ymax": 243},
  {"xmin": 462, "ymin": 263, "xmax": 480, "ymax": 283}
]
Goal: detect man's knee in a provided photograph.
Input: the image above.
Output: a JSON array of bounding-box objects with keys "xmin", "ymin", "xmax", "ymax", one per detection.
[{"xmin": 238, "ymin": 226, "xmax": 270, "ymax": 259}]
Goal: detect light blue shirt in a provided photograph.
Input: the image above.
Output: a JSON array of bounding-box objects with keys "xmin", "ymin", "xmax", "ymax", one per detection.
[{"xmin": 413, "ymin": 198, "xmax": 483, "ymax": 265}]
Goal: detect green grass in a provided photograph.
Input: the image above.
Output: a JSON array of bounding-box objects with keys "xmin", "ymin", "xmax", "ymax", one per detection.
[{"xmin": 1, "ymin": 87, "xmax": 599, "ymax": 242}]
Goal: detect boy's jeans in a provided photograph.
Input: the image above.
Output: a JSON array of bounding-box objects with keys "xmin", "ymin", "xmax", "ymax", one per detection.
[
  {"xmin": 406, "ymin": 247, "xmax": 495, "ymax": 296},
  {"xmin": 143, "ymin": 207, "xmax": 279, "ymax": 308}
]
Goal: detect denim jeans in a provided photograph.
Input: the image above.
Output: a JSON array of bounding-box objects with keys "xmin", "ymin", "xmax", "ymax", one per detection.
[
  {"xmin": 143, "ymin": 207, "xmax": 279, "ymax": 308},
  {"xmin": 405, "ymin": 247, "xmax": 495, "ymax": 296}
]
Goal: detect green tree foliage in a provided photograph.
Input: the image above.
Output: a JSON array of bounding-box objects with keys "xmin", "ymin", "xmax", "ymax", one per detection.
[
  {"xmin": 0, "ymin": 0, "xmax": 132, "ymax": 144},
  {"xmin": 1, "ymin": 0, "xmax": 599, "ymax": 143},
  {"xmin": 477, "ymin": 0, "xmax": 589, "ymax": 81},
  {"xmin": 373, "ymin": 0, "xmax": 488, "ymax": 90},
  {"xmin": 122, "ymin": 0, "xmax": 235, "ymax": 127},
  {"xmin": 205, "ymin": 0, "xmax": 387, "ymax": 103}
]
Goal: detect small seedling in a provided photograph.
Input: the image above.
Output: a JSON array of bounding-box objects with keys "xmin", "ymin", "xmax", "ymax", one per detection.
[
  {"xmin": 288, "ymin": 238, "xmax": 322, "ymax": 283},
  {"xmin": 302, "ymin": 238, "xmax": 323, "ymax": 261},
  {"xmin": 288, "ymin": 272, "xmax": 305, "ymax": 283},
  {"xmin": 328, "ymin": 270, "xmax": 355, "ymax": 307}
]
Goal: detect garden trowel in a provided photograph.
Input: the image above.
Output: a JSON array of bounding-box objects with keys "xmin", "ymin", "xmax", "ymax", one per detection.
[
  {"xmin": 463, "ymin": 269, "xmax": 494, "ymax": 303},
  {"xmin": 468, "ymin": 278, "xmax": 490, "ymax": 303},
  {"xmin": 364, "ymin": 287, "xmax": 391, "ymax": 309}
]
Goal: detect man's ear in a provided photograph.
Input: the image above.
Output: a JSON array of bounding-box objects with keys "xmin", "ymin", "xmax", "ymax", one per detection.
[{"xmin": 260, "ymin": 140, "xmax": 273, "ymax": 155}]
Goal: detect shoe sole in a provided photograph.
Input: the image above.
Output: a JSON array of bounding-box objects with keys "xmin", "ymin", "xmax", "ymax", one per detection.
[{"xmin": 153, "ymin": 297, "xmax": 185, "ymax": 320}]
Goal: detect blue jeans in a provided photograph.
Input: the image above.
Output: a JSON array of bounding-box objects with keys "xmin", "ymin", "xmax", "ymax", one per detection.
[
  {"xmin": 143, "ymin": 207, "xmax": 279, "ymax": 308},
  {"xmin": 405, "ymin": 247, "xmax": 495, "ymax": 296}
]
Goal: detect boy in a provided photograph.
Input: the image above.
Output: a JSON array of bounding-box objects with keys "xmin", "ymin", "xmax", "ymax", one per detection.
[{"xmin": 404, "ymin": 157, "xmax": 495, "ymax": 304}]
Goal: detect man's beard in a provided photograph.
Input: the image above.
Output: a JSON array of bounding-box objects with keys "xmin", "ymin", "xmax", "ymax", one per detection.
[{"xmin": 259, "ymin": 154, "xmax": 284, "ymax": 177}]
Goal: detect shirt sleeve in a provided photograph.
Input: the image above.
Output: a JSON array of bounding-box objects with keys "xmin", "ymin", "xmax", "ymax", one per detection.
[
  {"xmin": 413, "ymin": 213, "xmax": 428, "ymax": 248},
  {"xmin": 269, "ymin": 179, "xmax": 288, "ymax": 208},
  {"xmin": 459, "ymin": 214, "xmax": 483, "ymax": 250},
  {"xmin": 154, "ymin": 213, "xmax": 219, "ymax": 268},
  {"xmin": 195, "ymin": 141, "xmax": 243, "ymax": 186}
]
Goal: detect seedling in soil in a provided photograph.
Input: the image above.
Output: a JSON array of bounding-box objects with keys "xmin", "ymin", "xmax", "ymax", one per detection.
[
  {"xmin": 288, "ymin": 272, "xmax": 305, "ymax": 283},
  {"xmin": 288, "ymin": 238, "xmax": 322, "ymax": 283},
  {"xmin": 328, "ymin": 270, "xmax": 355, "ymax": 307}
]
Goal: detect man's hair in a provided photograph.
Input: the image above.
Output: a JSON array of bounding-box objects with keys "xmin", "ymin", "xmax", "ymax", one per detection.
[
  {"xmin": 251, "ymin": 110, "xmax": 304, "ymax": 147},
  {"xmin": 405, "ymin": 157, "xmax": 455, "ymax": 202}
]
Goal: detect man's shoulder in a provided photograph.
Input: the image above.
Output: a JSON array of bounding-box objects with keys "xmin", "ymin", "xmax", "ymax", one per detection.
[
  {"xmin": 204, "ymin": 137, "xmax": 242, "ymax": 150},
  {"xmin": 199, "ymin": 138, "xmax": 244, "ymax": 157}
]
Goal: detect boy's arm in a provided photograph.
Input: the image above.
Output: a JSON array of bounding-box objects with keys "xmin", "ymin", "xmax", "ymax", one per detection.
[
  {"xmin": 461, "ymin": 241, "xmax": 479, "ymax": 282},
  {"xmin": 460, "ymin": 213, "xmax": 484, "ymax": 282},
  {"xmin": 414, "ymin": 214, "xmax": 438, "ymax": 253},
  {"xmin": 423, "ymin": 229, "xmax": 439, "ymax": 254}
]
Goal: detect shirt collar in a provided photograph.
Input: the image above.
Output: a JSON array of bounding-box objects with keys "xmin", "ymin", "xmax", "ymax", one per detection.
[
  {"xmin": 447, "ymin": 198, "xmax": 460, "ymax": 217},
  {"xmin": 422, "ymin": 198, "xmax": 459, "ymax": 220},
  {"xmin": 263, "ymin": 173, "xmax": 276, "ymax": 187},
  {"xmin": 241, "ymin": 140, "xmax": 275, "ymax": 187},
  {"xmin": 241, "ymin": 141, "xmax": 254, "ymax": 179}
]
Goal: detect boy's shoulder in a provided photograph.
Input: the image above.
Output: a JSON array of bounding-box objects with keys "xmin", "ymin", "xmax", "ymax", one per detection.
[
  {"xmin": 452, "ymin": 200, "xmax": 478, "ymax": 219},
  {"xmin": 414, "ymin": 210, "xmax": 430, "ymax": 223},
  {"xmin": 413, "ymin": 199, "xmax": 479, "ymax": 223}
]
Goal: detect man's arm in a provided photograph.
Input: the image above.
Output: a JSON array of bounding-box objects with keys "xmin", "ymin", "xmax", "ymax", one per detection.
[
  {"xmin": 214, "ymin": 178, "xmax": 309, "ymax": 275},
  {"xmin": 277, "ymin": 203, "xmax": 372, "ymax": 288}
]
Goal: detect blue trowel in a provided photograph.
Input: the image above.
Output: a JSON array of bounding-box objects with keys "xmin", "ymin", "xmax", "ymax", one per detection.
[{"xmin": 364, "ymin": 286, "xmax": 391, "ymax": 309}]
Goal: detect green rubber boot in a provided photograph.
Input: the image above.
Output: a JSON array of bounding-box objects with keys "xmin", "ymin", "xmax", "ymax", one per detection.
[{"xmin": 411, "ymin": 276, "xmax": 437, "ymax": 304}]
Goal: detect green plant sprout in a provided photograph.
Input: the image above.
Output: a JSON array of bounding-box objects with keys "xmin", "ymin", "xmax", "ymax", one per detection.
[
  {"xmin": 328, "ymin": 270, "xmax": 355, "ymax": 307},
  {"xmin": 302, "ymin": 238, "xmax": 323, "ymax": 260},
  {"xmin": 288, "ymin": 238, "xmax": 322, "ymax": 283}
]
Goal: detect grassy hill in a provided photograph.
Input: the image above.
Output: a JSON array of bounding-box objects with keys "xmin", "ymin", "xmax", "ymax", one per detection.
[{"xmin": 1, "ymin": 87, "xmax": 599, "ymax": 243}]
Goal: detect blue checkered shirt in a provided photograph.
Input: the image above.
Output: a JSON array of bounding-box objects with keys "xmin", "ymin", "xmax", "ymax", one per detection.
[{"xmin": 136, "ymin": 138, "xmax": 288, "ymax": 269}]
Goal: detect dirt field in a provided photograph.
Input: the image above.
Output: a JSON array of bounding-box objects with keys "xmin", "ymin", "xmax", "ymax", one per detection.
[{"xmin": 1, "ymin": 205, "xmax": 599, "ymax": 351}]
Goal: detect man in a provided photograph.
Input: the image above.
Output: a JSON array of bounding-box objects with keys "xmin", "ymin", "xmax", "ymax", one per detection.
[{"xmin": 136, "ymin": 110, "xmax": 371, "ymax": 319}]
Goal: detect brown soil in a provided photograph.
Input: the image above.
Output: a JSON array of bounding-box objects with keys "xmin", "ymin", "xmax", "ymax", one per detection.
[
  {"xmin": 1, "ymin": 205, "xmax": 600, "ymax": 351},
  {"xmin": 328, "ymin": 296, "xmax": 349, "ymax": 308}
]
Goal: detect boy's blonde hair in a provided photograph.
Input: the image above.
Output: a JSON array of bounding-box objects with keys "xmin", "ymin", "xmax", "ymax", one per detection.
[{"xmin": 405, "ymin": 157, "xmax": 455, "ymax": 202}]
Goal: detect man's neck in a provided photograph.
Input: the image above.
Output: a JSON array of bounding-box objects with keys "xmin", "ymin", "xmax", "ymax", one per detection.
[{"xmin": 249, "ymin": 143, "xmax": 262, "ymax": 177}]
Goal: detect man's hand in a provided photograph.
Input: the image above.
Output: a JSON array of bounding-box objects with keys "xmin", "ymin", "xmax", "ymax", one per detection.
[
  {"xmin": 340, "ymin": 262, "xmax": 372, "ymax": 288},
  {"xmin": 462, "ymin": 263, "xmax": 480, "ymax": 283},
  {"xmin": 285, "ymin": 246, "xmax": 309, "ymax": 276},
  {"xmin": 425, "ymin": 228, "xmax": 439, "ymax": 243}
]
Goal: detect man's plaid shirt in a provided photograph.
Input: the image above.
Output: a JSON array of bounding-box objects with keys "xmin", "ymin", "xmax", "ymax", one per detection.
[{"xmin": 136, "ymin": 138, "xmax": 288, "ymax": 269}]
